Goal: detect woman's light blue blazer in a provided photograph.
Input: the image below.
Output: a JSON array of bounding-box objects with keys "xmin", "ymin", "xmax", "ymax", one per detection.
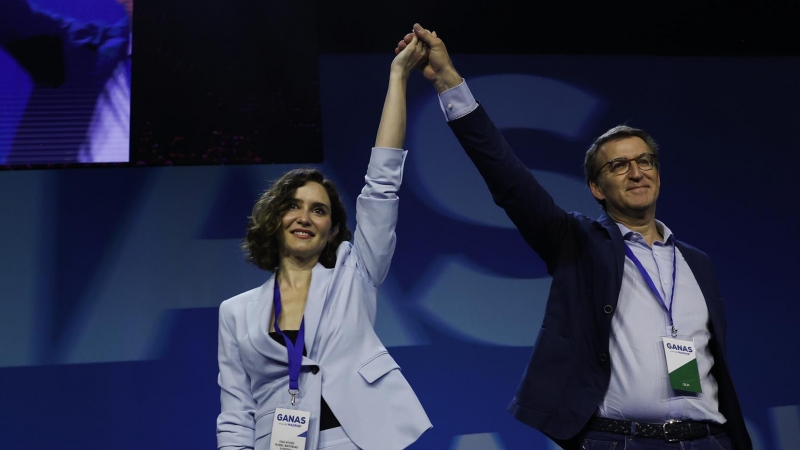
[{"xmin": 216, "ymin": 148, "xmax": 431, "ymax": 450}]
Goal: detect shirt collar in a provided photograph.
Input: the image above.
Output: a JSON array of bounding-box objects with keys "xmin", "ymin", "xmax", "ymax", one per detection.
[{"xmin": 616, "ymin": 219, "xmax": 674, "ymax": 246}]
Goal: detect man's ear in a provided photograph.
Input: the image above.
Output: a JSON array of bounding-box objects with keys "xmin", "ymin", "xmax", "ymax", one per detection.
[{"xmin": 589, "ymin": 180, "xmax": 606, "ymax": 203}]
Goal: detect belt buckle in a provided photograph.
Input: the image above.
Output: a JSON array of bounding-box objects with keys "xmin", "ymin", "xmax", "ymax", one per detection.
[{"xmin": 663, "ymin": 419, "xmax": 682, "ymax": 442}]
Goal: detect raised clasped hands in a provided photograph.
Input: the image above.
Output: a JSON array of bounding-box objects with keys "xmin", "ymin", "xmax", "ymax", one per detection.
[
  {"xmin": 395, "ymin": 23, "xmax": 462, "ymax": 93},
  {"xmin": 391, "ymin": 33, "xmax": 428, "ymax": 80}
]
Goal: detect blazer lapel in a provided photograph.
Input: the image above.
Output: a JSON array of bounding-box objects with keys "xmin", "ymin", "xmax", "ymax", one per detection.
[
  {"xmin": 675, "ymin": 242, "xmax": 726, "ymax": 347},
  {"xmin": 246, "ymin": 270, "xmax": 328, "ymax": 366},
  {"xmin": 302, "ymin": 263, "xmax": 333, "ymax": 360},
  {"xmin": 598, "ymin": 212, "xmax": 625, "ymax": 288},
  {"xmin": 246, "ymin": 275, "xmax": 289, "ymax": 363},
  {"xmin": 675, "ymin": 241, "xmax": 716, "ymax": 301}
]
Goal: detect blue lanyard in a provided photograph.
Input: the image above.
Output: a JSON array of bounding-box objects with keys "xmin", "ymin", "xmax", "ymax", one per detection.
[
  {"xmin": 273, "ymin": 275, "xmax": 305, "ymax": 405},
  {"xmin": 623, "ymin": 237, "xmax": 678, "ymax": 337}
]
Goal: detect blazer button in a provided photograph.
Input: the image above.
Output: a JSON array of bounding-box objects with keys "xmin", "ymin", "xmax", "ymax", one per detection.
[
  {"xmin": 598, "ymin": 353, "xmax": 608, "ymax": 362},
  {"xmin": 310, "ymin": 365, "xmax": 319, "ymax": 375},
  {"xmin": 603, "ymin": 305, "xmax": 613, "ymax": 314}
]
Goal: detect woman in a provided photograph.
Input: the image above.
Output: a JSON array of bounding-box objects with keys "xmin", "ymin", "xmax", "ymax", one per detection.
[{"xmin": 216, "ymin": 36, "xmax": 431, "ymax": 450}]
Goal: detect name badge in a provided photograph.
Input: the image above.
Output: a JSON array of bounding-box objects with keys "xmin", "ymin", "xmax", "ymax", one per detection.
[
  {"xmin": 662, "ymin": 337, "xmax": 702, "ymax": 393},
  {"xmin": 270, "ymin": 408, "xmax": 310, "ymax": 450}
]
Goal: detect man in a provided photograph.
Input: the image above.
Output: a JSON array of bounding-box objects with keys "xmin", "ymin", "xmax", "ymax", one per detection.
[
  {"xmin": 0, "ymin": 0, "xmax": 132, "ymax": 164},
  {"xmin": 397, "ymin": 24, "xmax": 752, "ymax": 450}
]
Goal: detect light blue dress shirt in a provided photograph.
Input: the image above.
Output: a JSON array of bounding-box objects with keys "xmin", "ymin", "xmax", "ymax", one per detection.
[{"xmin": 599, "ymin": 221, "xmax": 724, "ymax": 423}]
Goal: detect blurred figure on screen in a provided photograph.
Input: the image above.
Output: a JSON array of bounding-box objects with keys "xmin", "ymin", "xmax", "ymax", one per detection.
[
  {"xmin": 0, "ymin": 0, "xmax": 132, "ymax": 164},
  {"xmin": 215, "ymin": 35, "xmax": 432, "ymax": 450}
]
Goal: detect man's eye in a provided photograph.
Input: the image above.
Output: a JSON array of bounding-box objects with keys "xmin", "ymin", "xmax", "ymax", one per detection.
[{"xmin": 610, "ymin": 160, "xmax": 628, "ymax": 172}]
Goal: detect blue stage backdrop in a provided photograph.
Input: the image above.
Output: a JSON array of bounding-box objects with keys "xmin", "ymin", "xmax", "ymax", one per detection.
[{"xmin": 0, "ymin": 53, "xmax": 799, "ymax": 450}]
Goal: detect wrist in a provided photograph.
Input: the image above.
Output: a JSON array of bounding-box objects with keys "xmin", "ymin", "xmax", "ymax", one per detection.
[
  {"xmin": 432, "ymin": 69, "xmax": 462, "ymax": 94},
  {"xmin": 389, "ymin": 69, "xmax": 410, "ymax": 84}
]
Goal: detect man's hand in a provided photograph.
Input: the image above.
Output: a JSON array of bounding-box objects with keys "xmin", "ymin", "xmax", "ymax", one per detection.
[{"xmin": 395, "ymin": 23, "xmax": 462, "ymax": 93}]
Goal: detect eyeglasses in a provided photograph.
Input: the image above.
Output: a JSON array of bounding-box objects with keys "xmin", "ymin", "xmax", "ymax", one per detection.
[{"xmin": 598, "ymin": 153, "xmax": 658, "ymax": 176}]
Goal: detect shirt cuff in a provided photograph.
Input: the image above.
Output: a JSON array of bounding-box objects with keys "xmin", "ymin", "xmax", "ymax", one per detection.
[{"xmin": 438, "ymin": 79, "xmax": 478, "ymax": 122}]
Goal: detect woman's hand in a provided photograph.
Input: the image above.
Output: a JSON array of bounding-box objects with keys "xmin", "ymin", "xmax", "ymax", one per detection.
[
  {"xmin": 390, "ymin": 35, "xmax": 428, "ymax": 80},
  {"xmin": 375, "ymin": 31, "xmax": 425, "ymax": 149}
]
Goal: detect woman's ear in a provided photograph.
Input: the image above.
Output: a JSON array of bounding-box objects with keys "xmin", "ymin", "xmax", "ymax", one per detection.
[{"xmin": 329, "ymin": 225, "xmax": 340, "ymax": 243}]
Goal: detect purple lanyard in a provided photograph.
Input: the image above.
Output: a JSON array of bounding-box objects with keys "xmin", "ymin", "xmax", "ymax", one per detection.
[
  {"xmin": 273, "ymin": 275, "xmax": 305, "ymax": 405},
  {"xmin": 623, "ymin": 237, "xmax": 679, "ymax": 337}
]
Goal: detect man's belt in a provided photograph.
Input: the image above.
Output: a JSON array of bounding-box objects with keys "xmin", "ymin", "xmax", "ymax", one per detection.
[{"xmin": 588, "ymin": 417, "xmax": 726, "ymax": 442}]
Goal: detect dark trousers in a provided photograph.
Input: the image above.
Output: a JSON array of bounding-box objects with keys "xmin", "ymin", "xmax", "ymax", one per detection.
[{"xmin": 579, "ymin": 430, "xmax": 733, "ymax": 450}]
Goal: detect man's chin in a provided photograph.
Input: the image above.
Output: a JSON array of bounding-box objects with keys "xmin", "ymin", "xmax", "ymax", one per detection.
[
  {"xmin": 626, "ymin": 202, "xmax": 656, "ymax": 216},
  {"xmin": 611, "ymin": 200, "xmax": 655, "ymax": 215}
]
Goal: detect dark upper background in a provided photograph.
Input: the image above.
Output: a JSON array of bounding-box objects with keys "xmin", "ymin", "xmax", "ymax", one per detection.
[{"xmin": 316, "ymin": 0, "xmax": 800, "ymax": 56}]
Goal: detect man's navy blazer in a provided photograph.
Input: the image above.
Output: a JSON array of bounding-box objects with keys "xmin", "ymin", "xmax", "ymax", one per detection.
[{"xmin": 447, "ymin": 104, "xmax": 752, "ymax": 450}]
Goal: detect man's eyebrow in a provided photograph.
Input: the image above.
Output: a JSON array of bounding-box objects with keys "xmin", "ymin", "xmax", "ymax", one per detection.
[{"xmin": 610, "ymin": 153, "xmax": 650, "ymax": 160}]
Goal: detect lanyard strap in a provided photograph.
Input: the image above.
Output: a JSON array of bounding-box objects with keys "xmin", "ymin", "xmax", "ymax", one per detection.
[
  {"xmin": 272, "ymin": 275, "xmax": 305, "ymax": 398},
  {"xmin": 623, "ymin": 238, "xmax": 678, "ymax": 337}
]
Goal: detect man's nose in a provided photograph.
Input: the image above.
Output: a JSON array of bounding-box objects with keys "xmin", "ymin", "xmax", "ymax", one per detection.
[{"xmin": 627, "ymin": 162, "xmax": 644, "ymax": 179}]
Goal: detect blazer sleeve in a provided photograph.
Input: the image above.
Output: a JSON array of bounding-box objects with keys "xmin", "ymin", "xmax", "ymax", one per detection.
[
  {"xmin": 216, "ymin": 302, "xmax": 256, "ymax": 449},
  {"xmin": 346, "ymin": 147, "xmax": 406, "ymax": 290},
  {"xmin": 448, "ymin": 103, "xmax": 571, "ymax": 266}
]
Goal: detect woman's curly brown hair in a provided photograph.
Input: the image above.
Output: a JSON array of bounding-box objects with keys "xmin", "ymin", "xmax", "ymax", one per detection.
[{"xmin": 242, "ymin": 168, "xmax": 352, "ymax": 271}]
